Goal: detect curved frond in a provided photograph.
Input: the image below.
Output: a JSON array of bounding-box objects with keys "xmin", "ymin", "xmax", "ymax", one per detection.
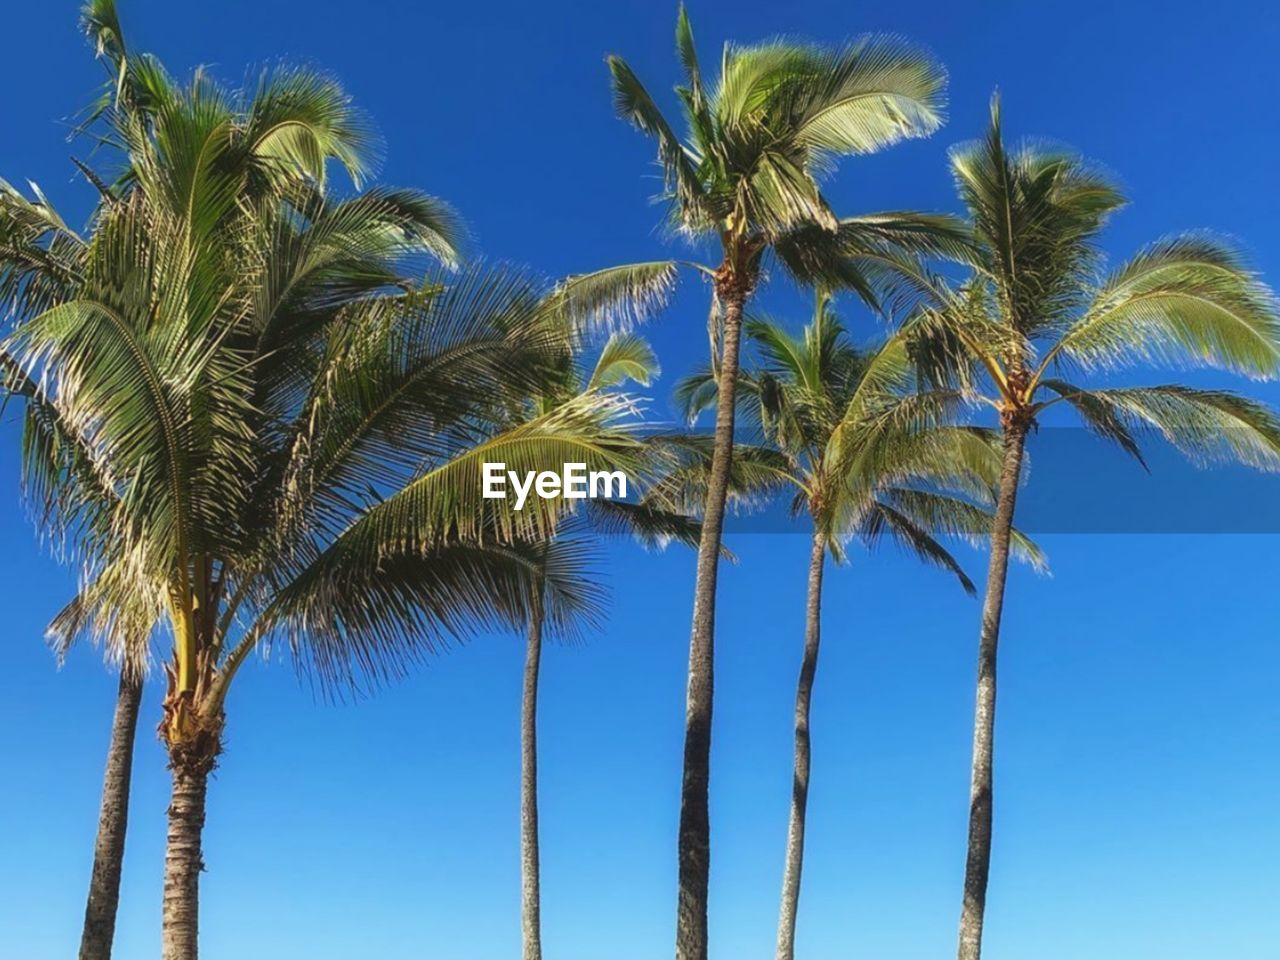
[
  {"xmin": 542, "ymin": 260, "xmax": 678, "ymax": 333},
  {"xmin": 1045, "ymin": 384, "xmax": 1280, "ymax": 471},
  {"xmin": 786, "ymin": 36, "xmax": 947, "ymax": 158},
  {"xmin": 606, "ymin": 55, "xmax": 706, "ymax": 223},
  {"xmin": 588, "ymin": 332, "xmax": 660, "ymax": 390},
  {"xmin": 1045, "ymin": 235, "xmax": 1280, "ymax": 380},
  {"xmin": 245, "ymin": 67, "xmax": 381, "ymax": 189},
  {"xmin": 872, "ymin": 487, "xmax": 1045, "ymax": 571}
]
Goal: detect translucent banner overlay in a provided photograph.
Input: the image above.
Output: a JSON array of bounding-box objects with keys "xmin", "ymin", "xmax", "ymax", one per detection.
[{"xmin": 655, "ymin": 428, "xmax": 1280, "ymax": 535}]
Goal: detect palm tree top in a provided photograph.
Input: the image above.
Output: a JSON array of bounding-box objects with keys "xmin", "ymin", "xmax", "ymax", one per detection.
[
  {"xmin": 913, "ymin": 96, "xmax": 1280, "ymax": 469},
  {"xmin": 607, "ymin": 6, "xmax": 947, "ymax": 244},
  {"xmin": 675, "ymin": 294, "xmax": 1043, "ymax": 578}
]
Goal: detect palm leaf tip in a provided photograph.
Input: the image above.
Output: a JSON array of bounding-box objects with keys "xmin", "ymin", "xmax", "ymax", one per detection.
[{"xmin": 789, "ymin": 35, "xmax": 948, "ymax": 159}]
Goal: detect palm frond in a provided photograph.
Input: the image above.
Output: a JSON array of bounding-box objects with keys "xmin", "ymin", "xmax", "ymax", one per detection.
[
  {"xmin": 786, "ymin": 35, "xmax": 947, "ymax": 158},
  {"xmin": 606, "ymin": 54, "xmax": 707, "ymax": 223},
  {"xmin": 1044, "ymin": 235, "xmax": 1280, "ymax": 380},
  {"xmin": 588, "ymin": 332, "xmax": 660, "ymax": 390},
  {"xmin": 541, "ymin": 260, "xmax": 678, "ymax": 333},
  {"xmin": 1043, "ymin": 384, "xmax": 1280, "ymax": 471}
]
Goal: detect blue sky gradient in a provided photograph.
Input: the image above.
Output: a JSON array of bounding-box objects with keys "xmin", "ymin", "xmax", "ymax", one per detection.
[{"xmin": 2, "ymin": 2, "xmax": 1279, "ymax": 958}]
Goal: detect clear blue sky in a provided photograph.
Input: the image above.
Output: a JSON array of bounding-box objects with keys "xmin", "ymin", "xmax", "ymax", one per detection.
[{"xmin": 2, "ymin": 2, "xmax": 1280, "ymax": 958}]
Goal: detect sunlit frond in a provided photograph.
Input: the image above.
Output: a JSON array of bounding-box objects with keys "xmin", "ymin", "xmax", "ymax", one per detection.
[
  {"xmin": 1044, "ymin": 235, "xmax": 1280, "ymax": 379},
  {"xmin": 541, "ymin": 260, "xmax": 678, "ymax": 333},
  {"xmin": 588, "ymin": 332, "xmax": 660, "ymax": 390},
  {"xmin": 244, "ymin": 67, "xmax": 380, "ymax": 189},
  {"xmin": 1042, "ymin": 384, "xmax": 1280, "ymax": 471}
]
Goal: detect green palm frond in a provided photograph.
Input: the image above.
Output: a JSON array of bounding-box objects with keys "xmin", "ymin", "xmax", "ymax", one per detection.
[
  {"xmin": 674, "ymin": 4, "xmax": 704, "ymax": 107},
  {"xmin": 644, "ymin": 433, "xmax": 796, "ymax": 515},
  {"xmin": 1041, "ymin": 384, "xmax": 1280, "ymax": 470},
  {"xmin": 856, "ymin": 497, "xmax": 976, "ymax": 592},
  {"xmin": 606, "ymin": 55, "xmax": 707, "ymax": 225},
  {"xmin": 244, "ymin": 67, "xmax": 380, "ymax": 189},
  {"xmin": 950, "ymin": 96, "xmax": 1125, "ymax": 336},
  {"xmin": 289, "ymin": 390, "xmax": 651, "ymax": 564},
  {"xmin": 784, "ymin": 36, "xmax": 947, "ymax": 158},
  {"xmin": 611, "ymin": 12, "xmax": 947, "ymax": 244},
  {"xmin": 264, "ymin": 540, "xmax": 556, "ymax": 692},
  {"xmin": 1036, "ymin": 378, "xmax": 1144, "ymax": 464},
  {"xmin": 0, "ymin": 179, "xmax": 85, "ymax": 323},
  {"xmin": 583, "ymin": 498, "xmax": 701, "ymax": 549},
  {"xmin": 1042, "ymin": 235, "xmax": 1280, "ymax": 380},
  {"xmin": 541, "ymin": 260, "xmax": 679, "ymax": 333},
  {"xmin": 45, "ymin": 554, "xmax": 167, "ymax": 673},
  {"xmin": 588, "ymin": 332, "xmax": 660, "ymax": 390},
  {"xmin": 871, "ymin": 487, "xmax": 1045, "ymax": 571},
  {"xmin": 536, "ymin": 534, "xmax": 610, "ymax": 639},
  {"xmin": 773, "ymin": 212, "xmax": 968, "ymax": 314}
]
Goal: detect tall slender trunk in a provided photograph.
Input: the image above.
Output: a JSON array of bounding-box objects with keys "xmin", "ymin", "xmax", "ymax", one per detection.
[
  {"xmin": 956, "ymin": 423, "xmax": 1027, "ymax": 960},
  {"xmin": 521, "ymin": 574, "xmax": 546, "ymax": 960},
  {"xmin": 775, "ymin": 530, "xmax": 826, "ymax": 960},
  {"xmin": 161, "ymin": 750, "xmax": 215, "ymax": 960},
  {"xmin": 675, "ymin": 272, "xmax": 748, "ymax": 960},
  {"xmin": 78, "ymin": 673, "xmax": 144, "ymax": 960}
]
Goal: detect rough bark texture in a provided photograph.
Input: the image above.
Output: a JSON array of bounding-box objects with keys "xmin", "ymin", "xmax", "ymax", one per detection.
[
  {"xmin": 775, "ymin": 531, "xmax": 826, "ymax": 960},
  {"xmin": 956, "ymin": 423, "xmax": 1027, "ymax": 960},
  {"xmin": 78, "ymin": 673, "xmax": 144, "ymax": 960},
  {"xmin": 675, "ymin": 272, "xmax": 748, "ymax": 960},
  {"xmin": 521, "ymin": 581, "xmax": 545, "ymax": 960},
  {"xmin": 161, "ymin": 747, "xmax": 216, "ymax": 960}
]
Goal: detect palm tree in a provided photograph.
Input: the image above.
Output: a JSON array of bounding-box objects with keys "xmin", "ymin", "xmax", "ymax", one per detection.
[
  {"xmin": 3, "ymin": 27, "xmax": 685, "ymax": 956},
  {"xmin": 506, "ymin": 328, "xmax": 703, "ymax": 960},
  {"xmin": 677, "ymin": 292, "xmax": 1041, "ymax": 959},
  {"xmin": 0, "ymin": 183, "xmax": 149, "ymax": 960},
  {"xmin": 0, "ymin": 4, "xmax": 426, "ymax": 954},
  {"xmin": 607, "ymin": 11, "xmax": 960, "ymax": 954},
  {"xmin": 0, "ymin": 100, "xmax": 149, "ymax": 960},
  {"xmin": 910, "ymin": 99, "xmax": 1280, "ymax": 960}
]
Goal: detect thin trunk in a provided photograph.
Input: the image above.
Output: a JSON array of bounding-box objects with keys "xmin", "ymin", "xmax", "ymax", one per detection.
[
  {"xmin": 956, "ymin": 423, "xmax": 1027, "ymax": 960},
  {"xmin": 675, "ymin": 276, "xmax": 748, "ymax": 960},
  {"xmin": 78, "ymin": 673, "xmax": 144, "ymax": 960},
  {"xmin": 161, "ymin": 756, "xmax": 213, "ymax": 960},
  {"xmin": 775, "ymin": 530, "xmax": 826, "ymax": 960},
  {"xmin": 521, "ymin": 576, "xmax": 545, "ymax": 960}
]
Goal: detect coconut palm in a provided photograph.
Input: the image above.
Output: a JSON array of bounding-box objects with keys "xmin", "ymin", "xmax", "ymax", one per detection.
[
  {"xmin": 6, "ymin": 217, "xmax": 660, "ymax": 960},
  {"xmin": 1, "ymin": 31, "xmax": 690, "ymax": 959},
  {"xmin": 908, "ymin": 99, "xmax": 1280, "ymax": 960},
  {"xmin": 677, "ymin": 292, "xmax": 1042, "ymax": 959},
  {"xmin": 607, "ymin": 11, "xmax": 964, "ymax": 953},
  {"xmin": 508, "ymin": 330, "xmax": 703, "ymax": 960},
  {"xmin": 0, "ymin": 3, "xmax": 436, "ymax": 953},
  {"xmin": 0, "ymin": 184, "xmax": 150, "ymax": 960}
]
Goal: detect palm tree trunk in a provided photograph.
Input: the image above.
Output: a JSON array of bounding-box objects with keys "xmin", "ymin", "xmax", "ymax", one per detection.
[
  {"xmin": 161, "ymin": 754, "xmax": 214, "ymax": 960},
  {"xmin": 676, "ymin": 274, "xmax": 748, "ymax": 960},
  {"xmin": 775, "ymin": 530, "xmax": 826, "ymax": 960},
  {"xmin": 521, "ymin": 574, "xmax": 546, "ymax": 960},
  {"xmin": 956, "ymin": 423, "xmax": 1027, "ymax": 960},
  {"xmin": 78, "ymin": 673, "xmax": 143, "ymax": 960}
]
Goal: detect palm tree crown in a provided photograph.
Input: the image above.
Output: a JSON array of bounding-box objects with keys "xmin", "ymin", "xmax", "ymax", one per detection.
[
  {"xmin": 918, "ymin": 97, "xmax": 1280, "ymax": 456},
  {"xmin": 930, "ymin": 97, "xmax": 1280, "ymax": 960},
  {"xmin": 681, "ymin": 294, "xmax": 1042, "ymax": 571}
]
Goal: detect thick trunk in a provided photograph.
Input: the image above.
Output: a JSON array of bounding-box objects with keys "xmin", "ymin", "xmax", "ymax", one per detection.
[
  {"xmin": 78, "ymin": 673, "xmax": 144, "ymax": 960},
  {"xmin": 956, "ymin": 424, "xmax": 1027, "ymax": 960},
  {"xmin": 161, "ymin": 754, "xmax": 214, "ymax": 960},
  {"xmin": 775, "ymin": 531, "xmax": 826, "ymax": 960},
  {"xmin": 675, "ymin": 276, "xmax": 748, "ymax": 960},
  {"xmin": 521, "ymin": 581, "xmax": 545, "ymax": 960}
]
